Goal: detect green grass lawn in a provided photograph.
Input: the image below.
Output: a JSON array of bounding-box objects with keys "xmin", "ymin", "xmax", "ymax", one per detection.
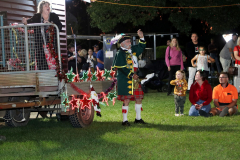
[{"xmin": 1, "ymin": 91, "xmax": 240, "ymax": 160}]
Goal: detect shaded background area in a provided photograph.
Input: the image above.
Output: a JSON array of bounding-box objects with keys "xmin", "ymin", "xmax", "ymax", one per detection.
[{"xmin": 66, "ymin": 0, "xmax": 240, "ymax": 52}]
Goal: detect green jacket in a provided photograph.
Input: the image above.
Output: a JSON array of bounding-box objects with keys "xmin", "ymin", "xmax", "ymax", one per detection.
[{"xmin": 112, "ymin": 39, "xmax": 146, "ymax": 95}]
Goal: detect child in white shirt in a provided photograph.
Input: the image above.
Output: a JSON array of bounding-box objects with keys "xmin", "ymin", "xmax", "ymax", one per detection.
[
  {"xmin": 191, "ymin": 46, "xmax": 215, "ymax": 78},
  {"xmin": 86, "ymin": 49, "xmax": 97, "ymax": 72}
]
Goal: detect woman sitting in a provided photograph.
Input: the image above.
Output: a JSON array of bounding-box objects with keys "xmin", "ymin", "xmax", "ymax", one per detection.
[{"xmin": 189, "ymin": 70, "xmax": 212, "ymax": 117}]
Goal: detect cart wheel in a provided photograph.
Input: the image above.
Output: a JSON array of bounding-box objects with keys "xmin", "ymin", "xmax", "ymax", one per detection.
[
  {"xmin": 69, "ymin": 105, "xmax": 94, "ymax": 128},
  {"xmin": 4, "ymin": 108, "xmax": 30, "ymax": 127}
]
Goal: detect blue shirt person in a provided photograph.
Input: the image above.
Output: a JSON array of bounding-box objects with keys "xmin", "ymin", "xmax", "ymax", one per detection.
[{"xmin": 96, "ymin": 49, "xmax": 104, "ymax": 70}]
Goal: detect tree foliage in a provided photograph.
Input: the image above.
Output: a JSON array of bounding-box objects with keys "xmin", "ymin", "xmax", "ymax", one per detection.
[{"xmin": 87, "ymin": 0, "xmax": 240, "ymax": 34}]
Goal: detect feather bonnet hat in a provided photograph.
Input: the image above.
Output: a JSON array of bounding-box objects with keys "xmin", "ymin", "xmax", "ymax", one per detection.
[{"xmin": 110, "ymin": 33, "xmax": 131, "ymax": 45}]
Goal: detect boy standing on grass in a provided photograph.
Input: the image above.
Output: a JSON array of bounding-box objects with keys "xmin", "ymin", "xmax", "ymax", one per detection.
[{"xmin": 170, "ymin": 70, "xmax": 188, "ymax": 116}]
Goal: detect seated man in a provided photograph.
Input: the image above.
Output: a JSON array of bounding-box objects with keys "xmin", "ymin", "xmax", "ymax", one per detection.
[{"xmin": 210, "ymin": 72, "xmax": 238, "ymax": 117}]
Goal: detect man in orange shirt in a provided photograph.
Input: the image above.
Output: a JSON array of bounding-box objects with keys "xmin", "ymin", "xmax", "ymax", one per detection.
[{"xmin": 210, "ymin": 72, "xmax": 238, "ymax": 116}]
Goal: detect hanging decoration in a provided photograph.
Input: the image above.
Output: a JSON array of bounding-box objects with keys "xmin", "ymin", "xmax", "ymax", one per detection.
[
  {"xmin": 80, "ymin": 71, "xmax": 88, "ymax": 81},
  {"xmin": 73, "ymin": 74, "xmax": 81, "ymax": 82},
  {"xmin": 61, "ymin": 68, "xmax": 118, "ymax": 112},
  {"xmin": 66, "ymin": 68, "xmax": 76, "ymax": 83},
  {"xmin": 107, "ymin": 91, "xmax": 117, "ymax": 101},
  {"xmin": 61, "ymin": 92, "xmax": 68, "ymax": 99},
  {"xmin": 47, "ymin": 25, "xmax": 68, "ymax": 83},
  {"xmin": 8, "ymin": 27, "xmax": 35, "ymax": 70},
  {"xmin": 69, "ymin": 95, "xmax": 80, "ymax": 111},
  {"xmin": 97, "ymin": 78, "xmax": 117, "ymax": 99},
  {"xmin": 11, "ymin": 23, "xmax": 34, "ymax": 34},
  {"xmin": 92, "ymin": 71, "xmax": 98, "ymax": 81},
  {"xmin": 107, "ymin": 91, "xmax": 117, "ymax": 105},
  {"xmin": 61, "ymin": 97, "xmax": 70, "ymax": 112},
  {"xmin": 79, "ymin": 95, "xmax": 92, "ymax": 110},
  {"xmin": 94, "ymin": 1, "xmax": 240, "ymax": 9},
  {"xmin": 110, "ymin": 67, "xmax": 116, "ymax": 80},
  {"xmin": 100, "ymin": 92, "xmax": 109, "ymax": 106},
  {"xmin": 96, "ymin": 67, "xmax": 104, "ymax": 81},
  {"xmin": 87, "ymin": 68, "xmax": 93, "ymax": 82},
  {"xmin": 103, "ymin": 69, "xmax": 111, "ymax": 80},
  {"xmin": 8, "ymin": 58, "xmax": 25, "ymax": 71},
  {"xmin": 69, "ymin": 78, "xmax": 117, "ymax": 100},
  {"xmin": 70, "ymin": 83, "xmax": 88, "ymax": 95},
  {"xmin": 90, "ymin": 85, "xmax": 101, "ymax": 117}
]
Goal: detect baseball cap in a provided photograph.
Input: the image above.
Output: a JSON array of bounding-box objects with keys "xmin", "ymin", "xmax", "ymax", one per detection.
[{"xmin": 232, "ymin": 33, "xmax": 238, "ymax": 36}]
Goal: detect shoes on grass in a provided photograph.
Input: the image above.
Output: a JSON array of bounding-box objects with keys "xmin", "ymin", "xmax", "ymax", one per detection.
[
  {"xmin": 122, "ymin": 121, "xmax": 130, "ymax": 126},
  {"xmin": 96, "ymin": 111, "xmax": 101, "ymax": 117},
  {"xmin": 134, "ymin": 119, "xmax": 147, "ymax": 124},
  {"xmin": 175, "ymin": 113, "xmax": 184, "ymax": 116},
  {"xmin": 199, "ymin": 110, "xmax": 210, "ymax": 117}
]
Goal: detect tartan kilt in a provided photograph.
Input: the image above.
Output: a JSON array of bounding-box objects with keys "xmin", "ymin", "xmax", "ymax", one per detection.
[{"xmin": 117, "ymin": 84, "xmax": 144, "ymax": 101}]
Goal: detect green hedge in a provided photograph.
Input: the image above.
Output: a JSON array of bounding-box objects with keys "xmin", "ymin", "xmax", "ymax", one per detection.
[{"xmin": 156, "ymin": 45, "xmax": 185, "ymax": 59}]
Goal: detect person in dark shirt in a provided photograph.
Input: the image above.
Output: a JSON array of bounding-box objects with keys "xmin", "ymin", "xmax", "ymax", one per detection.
[
  {"xmin": 96, "ymin": 49, "xmax": 104, "ymax": 70},
  {"xmin": 93, "ymin": 44, "xmax": 99, "ymax": 58},
  {"xmin": 22, "ymin": 1, "xmax": 62, "ymax": 70},
  {"xmin": 77, "ymin": 55, "xmax": 86, "ymax": 73},
  {"xmin": 208, "ymin": 38, "xmax": 221, "ymax": 75},
  {"xmin": 185, "ymin": 33, "xmax": 204, "ymax": 91},
  {"xmin": 67, "ymin": 45, "xmax": 76, "ymax": 73}
]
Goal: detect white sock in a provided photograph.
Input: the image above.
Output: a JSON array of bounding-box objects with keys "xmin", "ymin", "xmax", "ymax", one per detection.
[
  {"xmin": 122, "ymin": 106, "xmax": 128, "ymax": 122},
  {"xmin": 135, "ymin": 104, "xmax": 142, "ymax": 120}
]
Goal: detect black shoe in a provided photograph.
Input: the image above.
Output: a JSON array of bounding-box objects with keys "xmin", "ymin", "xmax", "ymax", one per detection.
[
  {"xmin": 199, "ymin": 110, "xmax": 210, "ymax": 117},
  {"xmin": 134, "ymin": 119, "xmax": 147, "ymax": 124},
  {"xmin": 122, "ymin": 121, "xmax": 130, "ymax": 126},
  {"xmin": 209, "ymin": 113, "xmax": 213, "ymax": 117},
  {"xmin": 96, "ymin": 111, "xmax": 101, "ymax": 117}
]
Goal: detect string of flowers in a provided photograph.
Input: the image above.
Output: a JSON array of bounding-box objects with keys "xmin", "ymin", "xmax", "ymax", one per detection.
[
  {"xmin": 47, "ymin": 25, "xmax": 68, "ymax": 83},
  {"xmin": 98, "ymin": 79, "xmax": 117, "ymax": 99},
  {"xmin": 69, "ymin": 78, "xmax": 117, "ymax": 98}
]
